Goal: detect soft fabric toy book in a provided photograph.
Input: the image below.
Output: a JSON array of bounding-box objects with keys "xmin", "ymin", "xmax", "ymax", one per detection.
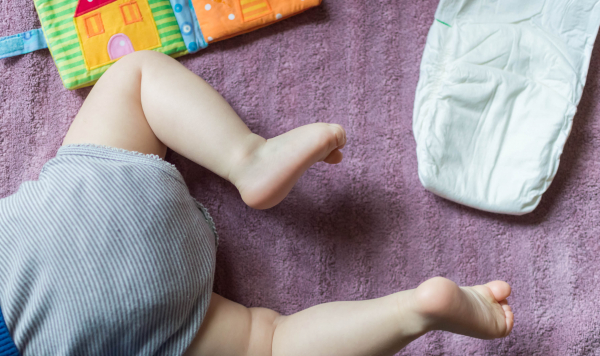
[{"xmin": 0, "ymin": 0, "xmax": 320, "ymax": 89}]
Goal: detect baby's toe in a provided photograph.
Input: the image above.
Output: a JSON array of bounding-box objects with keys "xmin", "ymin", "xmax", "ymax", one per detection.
[
  {"xmin": 323, "ymin": 149, "xmax": 343, "ymax": 164},
  {"xmin": 504, "ymin": 310, "xmax": 514, "ymax": 336},
  {"xmin": 327, "ymin": 124, "xmax": 346, "ymax": 148},
  {"xmin": 485, "ymin": 281, "xmax": 511, "ymax": 302}
]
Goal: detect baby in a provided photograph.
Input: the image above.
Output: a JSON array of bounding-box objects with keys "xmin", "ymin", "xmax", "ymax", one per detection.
[{"xmin": 0, "ymin": 51, "xmax": 513, "ymax": 356}]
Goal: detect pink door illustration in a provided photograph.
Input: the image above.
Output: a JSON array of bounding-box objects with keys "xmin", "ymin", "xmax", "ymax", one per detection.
[{"xmin": 107, "ymin": 34, "xmax": 135, "ymax": 60}]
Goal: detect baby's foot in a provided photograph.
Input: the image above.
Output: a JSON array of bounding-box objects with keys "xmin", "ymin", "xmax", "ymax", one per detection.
[
  {"xmin": 229, "ymin": 123, "xmax": 346, "ymax": 209},
  {"xmin": 412, "ymin": 277, "xmax": 514, "ymax": 339}
]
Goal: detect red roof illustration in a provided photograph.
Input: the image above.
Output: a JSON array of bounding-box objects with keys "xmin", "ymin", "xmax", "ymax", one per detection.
[{"xmin": 74, "ymin": 0, "xmax": 118, "ymax": 17}]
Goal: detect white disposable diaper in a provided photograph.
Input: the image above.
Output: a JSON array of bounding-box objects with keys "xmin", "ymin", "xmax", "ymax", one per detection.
[{"xmin": 413, "ymin": 0, "xmax": 600, "ymax": 215}]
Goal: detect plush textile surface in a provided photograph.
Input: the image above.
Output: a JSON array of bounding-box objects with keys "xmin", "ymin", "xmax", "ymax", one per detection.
[{"xmin": 2, "ymin": 0, "xmax": 600, "ymax": 354}]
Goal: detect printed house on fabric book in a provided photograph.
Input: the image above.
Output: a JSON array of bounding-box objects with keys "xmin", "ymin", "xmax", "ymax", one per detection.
[
  {"xmin": 0, "ymin": 0, "xmax": 321, "ymax": 89},
  {"xmin": 74, "ymin": 0, "xmax": 162, "ymax": 70}
]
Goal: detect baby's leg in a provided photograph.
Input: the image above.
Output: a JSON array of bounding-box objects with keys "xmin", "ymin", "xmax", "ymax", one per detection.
[
  {"xmin": 185, "ymin": 277, "xmax": 513, "ymax": 356},
  {"xmin": 63, "ymin": 50, "xmax": 346, "ymax": 209}
]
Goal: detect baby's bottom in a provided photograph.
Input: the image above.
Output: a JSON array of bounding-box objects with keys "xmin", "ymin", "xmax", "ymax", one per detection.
[{"xmin": 64, "ymin": 51, "xmax": 513, "ymax": 355}]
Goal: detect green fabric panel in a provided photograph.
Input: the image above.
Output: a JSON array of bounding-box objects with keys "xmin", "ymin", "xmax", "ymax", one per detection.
[
  {"xmin": 58, "ymin": 59, "xmax": 85, "ymax": 71},
  {"xmin": 32, "ymin": 0, "xmax": 187, "ymax": 89},
  {"xmin": 156, "ymin": 20, "xmax": 179, "ymax": 30},
  {"xmin": 149, "ymin": 4, "xmax": 172, "ymax": 12},
  {"xmin": 148, "ymin": 0, "xmax": 185, "ymax": 49}
]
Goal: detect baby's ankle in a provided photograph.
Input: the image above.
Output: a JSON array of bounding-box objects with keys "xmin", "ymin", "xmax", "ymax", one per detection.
[
  {"xmin": 226, "ymin": 133, "xmax": 266, "ymax": 184},
  {"xmin": 393, "ymin": 290, "xmax": 431, "ymax": 338},
  {"xmin": 409, "ymin": 277, "xmax": 463, "ymax": 331}
]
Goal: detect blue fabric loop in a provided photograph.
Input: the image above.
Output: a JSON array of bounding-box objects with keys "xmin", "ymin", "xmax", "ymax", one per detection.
[
  {"xmin": 0, "ymin": 28, "xmax": 47, "ymax": 59},
  {"xmin": 169, "ymin": 0, "xmax": 207, "ymax": 53},
  {"xmin": 0, "ymin": 307, "xmax": 20, "ymax": 356}
]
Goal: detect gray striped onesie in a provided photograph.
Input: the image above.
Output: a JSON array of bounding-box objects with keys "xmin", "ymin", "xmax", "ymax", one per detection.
[{"xmin": 0, "ymin": 145, "xmax": 218, "ymax": 356}]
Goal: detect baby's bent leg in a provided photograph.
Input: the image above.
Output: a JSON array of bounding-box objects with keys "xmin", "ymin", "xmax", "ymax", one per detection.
[
  {"xmin": 65, "ymin": 50, "xmax": 267, "ymax": 173},
  {"xmin": 64, "ymin": 51, "xmax": 346, "ymax": 209},
  {"xmin": 185, "ymin": 277, "xmax": 513, "ymax": 356}
]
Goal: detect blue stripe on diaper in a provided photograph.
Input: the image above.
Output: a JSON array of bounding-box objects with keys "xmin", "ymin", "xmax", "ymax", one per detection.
[
  {"xmin": 169, "ymin": 0, "xmax": 208, "ymax": 53},
  {"xmin": 0, "ymin": 29, "xmax": 47, "ymax": 59},
  {"xmin": 0, "ymin": 307, "xmax": 20, "ymax": 356}
]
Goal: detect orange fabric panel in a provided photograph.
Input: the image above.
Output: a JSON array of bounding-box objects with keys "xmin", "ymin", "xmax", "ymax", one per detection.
[{"xmin": 191, "ymin": 0, "xmax": 320, "ymax": 43}]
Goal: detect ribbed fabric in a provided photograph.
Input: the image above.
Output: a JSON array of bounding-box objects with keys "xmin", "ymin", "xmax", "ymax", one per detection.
[{"xmin": 0, "ymin": 145, "xmax": 217, "ymax": 356}]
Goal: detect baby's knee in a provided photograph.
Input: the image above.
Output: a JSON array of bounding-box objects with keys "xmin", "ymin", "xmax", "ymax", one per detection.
[
  {"xmin": 108, "ymin": 50, "xmax": 174, "ymax": 76},
  {"xmin": 246, "ymin": 307, "xmax": 281, "ymax": 356},
  {"xmin": 124, "ymin": 49, "xmax": 171, "ymax": 63}
]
